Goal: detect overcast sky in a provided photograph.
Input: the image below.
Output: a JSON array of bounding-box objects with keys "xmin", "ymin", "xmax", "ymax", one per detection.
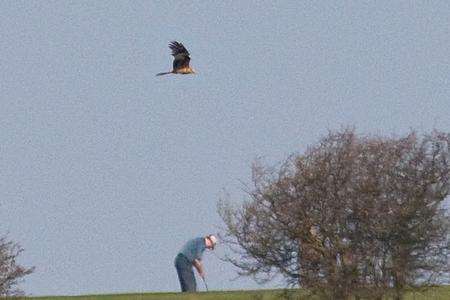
[{"xmin": 1, "ymin": 1, "xmax": 449, "ymax": 296}]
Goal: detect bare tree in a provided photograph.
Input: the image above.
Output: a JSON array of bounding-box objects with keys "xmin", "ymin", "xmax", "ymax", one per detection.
[
  {"xmin": 218, "ymin": 129, "xmax": 450, "ymax": 300},
  {"xmin": 0, "ymin": 236, "xmax": 34, "ymax": 296}
]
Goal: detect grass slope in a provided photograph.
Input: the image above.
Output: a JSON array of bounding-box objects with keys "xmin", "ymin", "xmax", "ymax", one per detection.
[{"xmin": 26, "ymin": 286, "xmax": 450, "ymax": 300}]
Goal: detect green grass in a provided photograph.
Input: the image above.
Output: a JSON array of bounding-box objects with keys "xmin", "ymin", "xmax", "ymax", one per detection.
[{"xmin": 20, "ymin": 286, "xmax": 450, "ymax": 300}]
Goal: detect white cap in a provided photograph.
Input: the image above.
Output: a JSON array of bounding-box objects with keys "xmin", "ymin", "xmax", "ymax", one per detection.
[{"xmin": 207, "ymin": 235, "xmax": 218, "ymax": 249}]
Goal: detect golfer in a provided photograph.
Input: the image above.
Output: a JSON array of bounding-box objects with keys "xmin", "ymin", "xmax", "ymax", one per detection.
[{"xmin": 174, "ymin": 234, "xmax": 217, "ymax": 292}]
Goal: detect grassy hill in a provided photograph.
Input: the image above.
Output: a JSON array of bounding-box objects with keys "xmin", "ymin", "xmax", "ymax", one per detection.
[{"xmin": 24, "ymin": 286, "xmax": 450, "ymax": 300}]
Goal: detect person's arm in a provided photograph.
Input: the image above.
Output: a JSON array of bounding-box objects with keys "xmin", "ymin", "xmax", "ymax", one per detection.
[{"xmin": 192, "ymin": 259, "xmax": 205, "ymax": 278}]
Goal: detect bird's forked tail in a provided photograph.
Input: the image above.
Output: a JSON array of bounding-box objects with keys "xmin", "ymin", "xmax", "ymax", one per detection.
[{"xmin": 156, "ymin": 71, "xmax": 172, "ymax": 76}]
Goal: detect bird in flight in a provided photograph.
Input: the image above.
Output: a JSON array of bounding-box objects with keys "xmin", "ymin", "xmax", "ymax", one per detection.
[{"xmin": 156, "ymin": 41, "xmax": 196, "ymax": 76}]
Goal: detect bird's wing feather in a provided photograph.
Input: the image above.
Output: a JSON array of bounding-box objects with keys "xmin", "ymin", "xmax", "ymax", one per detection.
[
  {"xmin": 169, "ymin": 41, "xmax": 191, "ymax": 71},
  {"xmin": 169, "ymin": 41, "xmax": 190, "ymax": 57}
]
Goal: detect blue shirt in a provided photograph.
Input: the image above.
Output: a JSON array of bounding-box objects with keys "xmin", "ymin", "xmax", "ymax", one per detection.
[{"xmin": 179, "ymin": 237, "xmax": 206, "ymax": 262}]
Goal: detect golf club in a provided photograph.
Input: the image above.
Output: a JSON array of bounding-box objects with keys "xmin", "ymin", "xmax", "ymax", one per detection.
[{"xmin": 202, "ymin": 276, "xmax": 209, "ymax": 291}]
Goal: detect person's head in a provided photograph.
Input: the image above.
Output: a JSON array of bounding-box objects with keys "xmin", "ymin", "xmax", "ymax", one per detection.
[{"xmin": 205, "ymin": 234, "xmax": 217, "ymax": 250}]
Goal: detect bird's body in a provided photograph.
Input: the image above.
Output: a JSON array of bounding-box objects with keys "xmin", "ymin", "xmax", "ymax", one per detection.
[{"xmin": 157, "ymin": 41, "xmax": 196, "ymax": 76}]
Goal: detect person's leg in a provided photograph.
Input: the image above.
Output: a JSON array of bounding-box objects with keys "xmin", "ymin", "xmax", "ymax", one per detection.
[
  {"xmin": 175, "ymin": 254, "xmax": 197, "ymax": 292},
  {"xmin": 180, "ymin": 265, "xmax": 196, "ymax": 292},
  {"xmin": 175, "ymin": 263, "xmax": 188, "ymax": 291}
]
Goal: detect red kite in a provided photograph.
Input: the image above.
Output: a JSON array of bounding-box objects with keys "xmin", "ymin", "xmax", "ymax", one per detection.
[{"xmin": 156, "ymin": 41, "xmax": 196, "ymax": 76}]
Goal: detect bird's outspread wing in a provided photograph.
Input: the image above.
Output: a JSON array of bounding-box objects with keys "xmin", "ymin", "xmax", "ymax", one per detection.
[{"xmin": 169, "ymin": 41, "xmax": 191, "ymax": 71}]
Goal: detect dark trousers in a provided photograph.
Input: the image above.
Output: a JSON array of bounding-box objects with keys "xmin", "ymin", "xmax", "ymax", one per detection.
[{"xmin": 174, "ymin": 253, "xmax": 196, "ymax": 292}]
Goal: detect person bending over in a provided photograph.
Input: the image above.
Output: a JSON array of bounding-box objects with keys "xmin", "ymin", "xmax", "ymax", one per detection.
[{"xmin": 174, "ymin": 234, "xmax": 217, "ymax": 292}]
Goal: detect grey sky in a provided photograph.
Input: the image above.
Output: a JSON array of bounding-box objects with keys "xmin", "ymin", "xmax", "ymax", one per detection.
[{"xmin": 1, "ymin": 1, "xmax": 449, "ymax": 296}]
